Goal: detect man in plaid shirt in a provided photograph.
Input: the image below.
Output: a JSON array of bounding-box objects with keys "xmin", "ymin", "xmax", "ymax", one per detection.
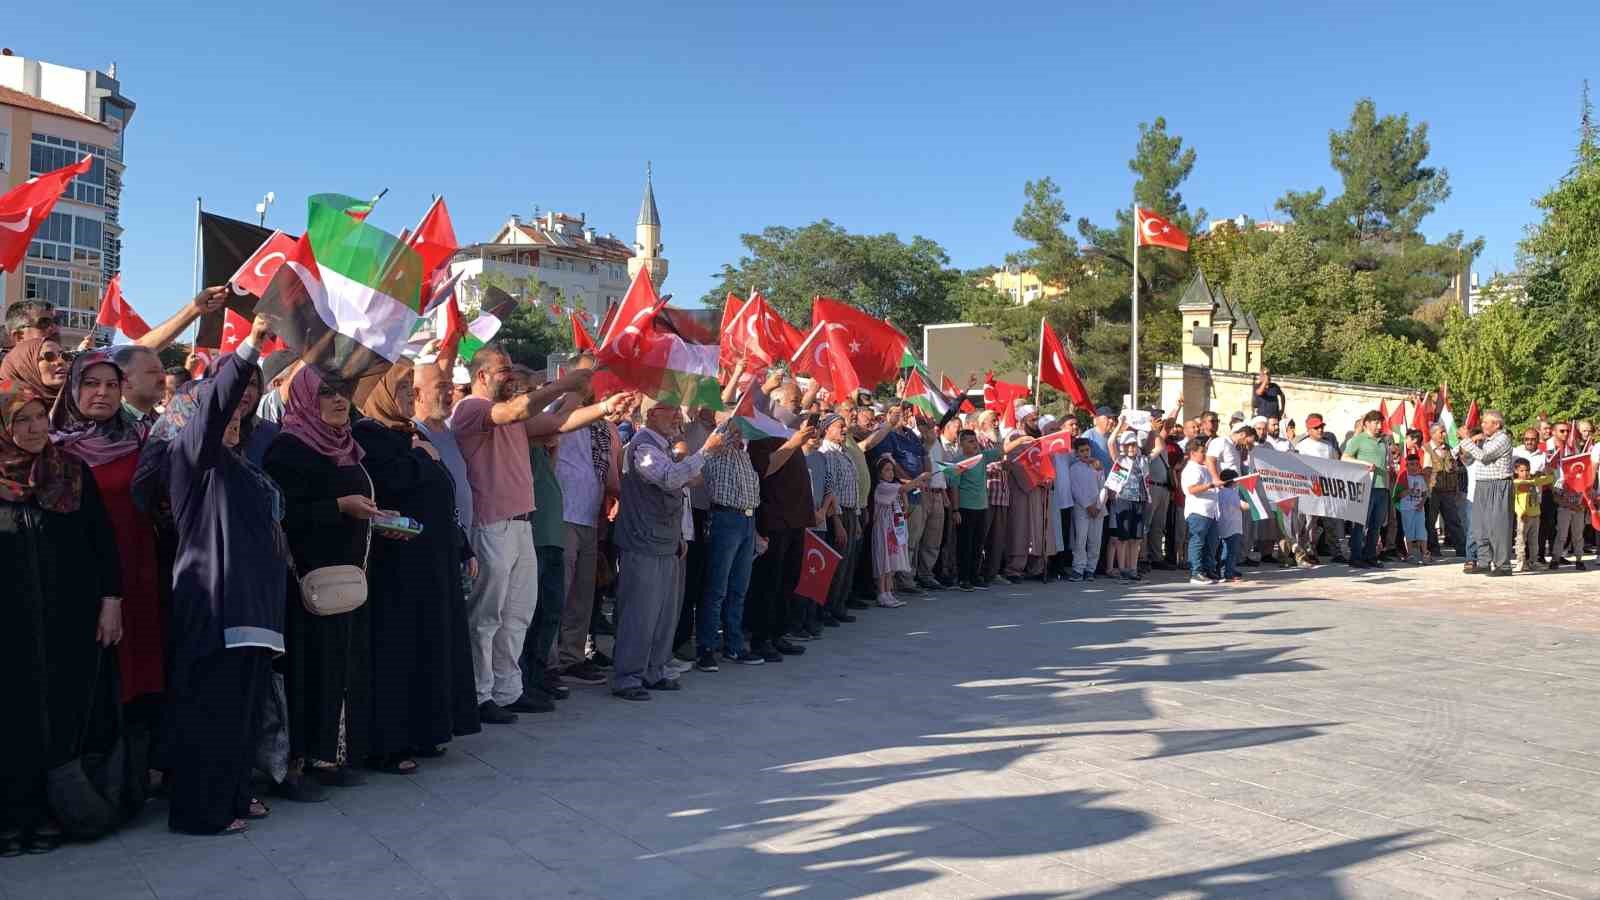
[
  {"xmin": 694, "ymin": 424, "xmax": 766, "ymax": 672},
  {"xmin": 1459, "ymin": 410, "xmax": 1514, "ymax": 575}
]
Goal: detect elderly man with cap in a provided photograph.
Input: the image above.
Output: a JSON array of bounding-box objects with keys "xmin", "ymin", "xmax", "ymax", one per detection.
[
  {"xmin": 611, "ymin": 397, "xmax": 722, "ymax": 700},
  {"xmin": 1001, "ymin": 404, "xmax": 1049, "ymax": 581},
  {"xmin": 1085, "ymin": 405, "xmax": 1116, "ymax": 472}
]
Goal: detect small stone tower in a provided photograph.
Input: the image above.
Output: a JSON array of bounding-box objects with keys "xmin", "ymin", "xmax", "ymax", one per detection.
[{"xmin": 628, "ymin": 162, "xmax": 668, "ymax": 289}]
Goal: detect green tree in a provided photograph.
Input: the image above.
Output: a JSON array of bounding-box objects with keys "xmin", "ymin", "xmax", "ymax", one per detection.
[
  {"xmin": 466, "ymin": 270, "xmax": 570, "ymax": 368},
  {"xmin": 1521, "ymin": 82, "xmax": 1600, "ymax": 308},
  {"xmin": 700, "ymin": 221, "xmax": 961, "ymax": 352}
]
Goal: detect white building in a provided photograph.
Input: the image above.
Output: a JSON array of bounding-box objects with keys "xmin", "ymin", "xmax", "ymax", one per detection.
[
  {"xmin": 448, "ymin": 169, "xmax": 667, "ymax": 323},
  {"xmin": 0, "ymin": 49, "xmax": 135, "ymax": 340}
]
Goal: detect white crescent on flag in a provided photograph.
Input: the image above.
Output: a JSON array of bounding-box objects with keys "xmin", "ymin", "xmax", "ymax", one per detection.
[
  {"xmin": 0, "ymin": 208, "xmax": 33, "ymax": 233},
  {"xmin": 804, "ymin": 548, "xmax": 825, "ymax": 575}
]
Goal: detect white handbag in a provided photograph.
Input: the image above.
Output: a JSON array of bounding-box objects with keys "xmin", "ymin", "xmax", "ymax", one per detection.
[{"xmin": 297, "ymin": 466, "xmax": 374, "ymax": 616}]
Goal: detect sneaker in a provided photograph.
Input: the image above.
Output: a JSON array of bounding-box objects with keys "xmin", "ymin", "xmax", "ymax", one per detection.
[
  {"xmin": 916, "ymin": 577, "xmax": 942, "ymax": 590},
  {"xmin": 665, "ymin": 658, "xmax": 694, "ymax": 677},
  {"xmin": 937, "ymin": 577, "xmax": 959, "ymax": 588},
  {"xmin": 835, "ymin": 613, "xmax": 857, "ymax": 623},
  {"xmin": 724, "ymin": 649, "xmax": 765, "ymax": 666},
  {"xmin": 1576, "ymin": 561, "xmax": 1589, "ymax": 571},
  {"xmin": 1188, "ymin": 576, "xmax": 1211, "ymax": 585},
  {"xmin": 820, "ymin": 615, "xmax": 842, "ymax": 628},
  {"xmin": 750, "ymin": 642, "xmax": 784, "ymax": 663},
  {"xmin": 563, "ymin": 661, "xmax": 607, "ymax": 685},
  {"xmin": 1065, "ymin": 572, "xmax": 1084, "ymax": 583},
  {"xmin": 644, "ymin": 678, "xmax": 682, "ymax": 692},
  {"xmin": 673, "ymin": 642, "xmax": 696, "ymax": 662},
  {"xmin": 589, "ymin": 650, "xmax": 614, "ymax": 669},
  {"xmin": 805, "ymin": 624, "xmax": 825, "ymax": 639},
  {"xmin": 846, "ymin": 598, "xmax": 872, "ymax": 610},
  {"xmin": 958, "ymin": 582, "xmax": 975, "ymax": 592},
  {"xmin": 478, "ymin": 701, "xmax": 518, "ymax": 725},
  {"xmin": 507, "ymin": 693, "xmax": 554, "ymax": 714},
  {"xmin": 785, "ymin": 629, "xmax": 815, "ymax": 643},
  {"xmin": 876, "ymin": 594, "xmax": 906, "ymax": 608},
  {"xmin": 898, "ymin": 583, "xmax": 924, "ymax": 596},
  {"xmin": 1548, "ymin": 559, "xmax": 1561, "ymax": 571},
  {"xmin": 773, "ymin": 638, "xmax": 807, "ymax": 655},
  {"xmin": 543, "ymin": 678, "xmax": 571, "ymax": 701},
  {"xmin": 612, "ymin": 687, "xmax": 651, "ymax": 702},
  {"xmin": 1488, "ymin": 567, "xmax": 1512, "ymax": 577}
]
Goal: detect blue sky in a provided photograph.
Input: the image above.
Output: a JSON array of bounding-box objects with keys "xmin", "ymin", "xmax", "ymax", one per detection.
[{"xmin": 20, "ymin": 1, "xmax": 1600, "ymax": 322}]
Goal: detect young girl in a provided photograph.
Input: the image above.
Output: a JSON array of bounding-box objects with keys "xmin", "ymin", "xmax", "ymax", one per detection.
[
  {"xmin": 871, "ymin": 457, "xmax": 927, "ymax": 608},
  {"xmin": 1397, "ymin": 429, "xmax": 1433, "ymax": 564},
  {"xmin": 1217, "ymin": 469, "xmax": 1245, "ymax": 582}
]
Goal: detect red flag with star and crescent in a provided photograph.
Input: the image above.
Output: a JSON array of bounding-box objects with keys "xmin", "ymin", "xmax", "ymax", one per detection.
[
  {"xmin": 1135, "ymin": 207, "xmax": 1190, "ymax": 252},
  {"xmin": 219, "ymin": 307, "xmax": 286, "ymax": 355},
  {"xmin": 790, "ymin": 321, "xmax": 863, "ymax": 399},
  {"xmin": 1562, "ymin": 452, "xmax": 1596, "ymax": 496},
  {"xmin": 228, "ymin": 230, "xmax": 297, "ymax": 298},
  {"xmin": 95, "ymin": 274, "xmax": 152, "ymax": 340},
  {"xmin": 1038, "ymin": 320, "xmax": 1093, "ymax": 410},
  {"xmin": 724, "ymin": 291, "xmax": 804, "ymax": 370},
  {"xmin": 983, "ymin": 372, "xmax": 1030, "ymax": 409},
  {"xmin": 572, "ymin": 310, "xmax": 596, "ymax": 353},
  {"xmin": 811, "ymin": 296, "xmax": 909, "ymax": 389},
  {"xmin": 795, "ymin": 530, "xmax": 843, "ymax": 606},
  {"xmin": 0, "ymin": 155, "xmax": 94, "ymax": 272},
  {"xmin": 1013, "ymin": 441, "xmax": 1055, "ymax": 490}
]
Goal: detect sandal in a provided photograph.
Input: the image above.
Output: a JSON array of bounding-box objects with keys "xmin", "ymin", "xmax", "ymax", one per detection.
[
  {"xmin": 245, "ymin": 798, "xmax": 271, "ymax": 820},
  {"xmin": 412, "ymin": 745, "xmax": 448, "ymax": 759},
  {"xmin": 365, "ymin": 754, "xmax": 419, "ymax": 775}
]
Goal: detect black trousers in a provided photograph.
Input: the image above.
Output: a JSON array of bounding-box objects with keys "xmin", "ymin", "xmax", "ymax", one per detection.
[
  {"xmin": 1050, "ymin": 508, "xmax": 1075, "ymax": 575},
  {"xmin": 750, "ymin": 527, "xmax": 804, "ymax": 645},
  {"xmin": 674, "ymin": 509, "xmax": 709, "ymax": 649},
  {"xmin": 520, "ymin": 544, "xmax": 565, "ymax": 697},
  {"xmin": 956, "ymin": 507, "xmax": 988, "ymax": 586},
  {"xmin": 168, "ymin": 648, "xmax": 270, "ymax": 834}
]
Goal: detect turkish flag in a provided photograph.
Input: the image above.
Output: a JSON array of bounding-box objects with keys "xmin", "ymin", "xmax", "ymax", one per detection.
[
  {"xmin": 984, "ymin": 372, "xmax": 1029, "ymax": 408},
  {"xmin": 1000, "ymin": 395, "xmax": 1018, "ymax": 431},
  {"xmin": 1037, "ymin": 430, "xmax": 1075, "ymax": 458},
  {"xmin": 725, "ymin": 292, "xmax": 803, "ymax": 369},
  {"xmin": 791, "ymin": 321, "xmax": 863, "ymax": 399},
  {"xmin": 219, "ymin": 307, "xmax": 285, "ymax": 355},
  {"xmin": 811, "ymin": 296, "xmax": 909, "ymax": 389},
  {"xmin": 1463, "ymin": 400, "xmax": 1481, "ymax": 432},
  {"xmin": 1013, "ymin": 441, "xmax": 1055, "ymax": 490},
  {"xmin": 187, "ymin": 347, "xmax": 216, "ymax": 379},
  {"xmin": 228, "ymin": 230, "xmax": 296, "ymax": 299},
  {"xmin": 1038, "ymin": 320, "xmax": 1093, "ymax": 410},
  {"xmin": 1562, "ymin": 452, "xmax": 1596, "ymax": 495},
  {"xmin": 717, "ymin": 293, "xmax": 745, "ymax": 368},
  {"xmin": 572, "ymin": 310, "xmax": 596, "ymax": 352},
  {"xmin": 1135, "ymin": 207, "xmax": 1190, "ymax": 252},
  {"xmin": 1412, "ymin": 395, "xmax": 1433, "ymax": 435},
  {"xmin": 795, "ymin": 530, "xmax": 843, "ymax": 606},
  {"xmin": 598, "ymin": 267, "xmax": 664, "ymax": 355},
  {"xmin": 95, "ymin": 275, "xmax": 152, "ymax": 340},
  {"xmin": 0, "ymin": 155, "xmax": 94, "ymax": 272}
]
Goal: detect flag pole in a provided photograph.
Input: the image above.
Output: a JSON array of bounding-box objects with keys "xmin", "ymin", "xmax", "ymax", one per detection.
[
  {"xmin": 1130, "ymin": 199, "xmax": 1140, "ymax": 407},
  {"xmin": 189, "ymin": 196, "xmax": 202, "ymax": 346},
  {"xmin": 1035, "ymin": 316, "xmax": 1045, "ymax": 403}
]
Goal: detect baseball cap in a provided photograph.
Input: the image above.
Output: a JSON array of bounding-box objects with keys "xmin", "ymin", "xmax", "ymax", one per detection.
[
  {"xmin": 818, "ymin": 413, "xmax": 843, "ymax": 432},
  {"xmin": 1234, "ymin": 422, "xmax": 1255, "ymax": 435},
  {"xmin": 1094, "ymin": 405, "xmax": 1115, "ymax": 417},
  {"xmin": 1305, "ymin": 414, "xmax": 1325, "ymax": 428},
  {"xmin": 1118, "ymin": 431, "xmax": 1140, "ymax": 445}
]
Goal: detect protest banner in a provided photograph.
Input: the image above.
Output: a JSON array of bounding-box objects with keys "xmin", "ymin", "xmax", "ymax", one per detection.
[{"xmin": 1249, "ymin": 446, "xmax": 1374, "ymax": 526}]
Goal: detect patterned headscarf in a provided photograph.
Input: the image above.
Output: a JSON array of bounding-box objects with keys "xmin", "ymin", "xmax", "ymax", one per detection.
[
  {"xmin": 359, "ymin": 364, "xmax": 415, "ymax": 433},
  {"xmin": 49, "ymin": 350, "xmax": 146, "ymax": 467},
  {"xmin": 0, "ymin": 377, "xmax": 83, "ymax": 512},
  {"xmin": 0, "ymin": 337, "xmax": 63, "ymax": 409},
  {"xmin": 280, "ymin": 367, "xmax": 364, "ymax": 466}
]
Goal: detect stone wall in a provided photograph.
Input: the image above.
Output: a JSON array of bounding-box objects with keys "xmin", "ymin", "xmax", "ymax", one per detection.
[{"xmin": 1156, "ymin": 362, "xmax": 1417, "ymax": 433}]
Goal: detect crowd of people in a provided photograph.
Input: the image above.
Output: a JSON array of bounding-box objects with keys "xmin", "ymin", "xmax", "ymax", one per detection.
[{"xmin": 2, "ymin": 293, "xmax": 1594, "ymax": 855}]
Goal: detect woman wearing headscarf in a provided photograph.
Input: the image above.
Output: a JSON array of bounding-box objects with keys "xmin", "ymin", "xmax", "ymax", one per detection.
[
  {"xmin": 49, "ymin": 351, "xmax": 165, "ymax": 769},
  {"xmin": 353, "ymin": 363, "xmax": 475, "ymax": 772},
  {"xmin": 141, "ymin": 318, "xmax": 286, "ymax": 835},
  {"xmin": 0, "ymin": 378, "xmax": 122, "ymax": 854},
  {"xmin": 0, "ymin": 336, "xmax": 71, "ymax": 409},
  {"xmin": 263, "ymin": 366, "xmax": 381, "ymax": 792}
]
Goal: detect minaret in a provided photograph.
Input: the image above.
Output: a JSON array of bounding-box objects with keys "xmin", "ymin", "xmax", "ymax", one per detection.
[{"xmin": 628, "ymin": 162, "xmax": 668, "ymax": 289}]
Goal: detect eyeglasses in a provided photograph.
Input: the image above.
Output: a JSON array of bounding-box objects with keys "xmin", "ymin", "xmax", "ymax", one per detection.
[{"xmin": 37, "ymin": 349, "xmax": 69, "ymax": 363}]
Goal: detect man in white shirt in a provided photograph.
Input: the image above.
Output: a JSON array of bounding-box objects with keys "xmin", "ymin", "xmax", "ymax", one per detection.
[{"xmin": 1292, "ymin": 413, "xmax": 1344, "ymax": 563}]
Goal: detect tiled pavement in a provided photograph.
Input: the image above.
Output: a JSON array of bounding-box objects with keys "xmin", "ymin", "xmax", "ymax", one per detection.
[{"xmin": 7, "ymin": 561, "xmax": 1600, "ymax": 899}]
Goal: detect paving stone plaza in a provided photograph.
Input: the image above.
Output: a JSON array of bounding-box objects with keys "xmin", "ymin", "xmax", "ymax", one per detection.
[{"xmin": 6, "ymin": 564, "xmax": 1599, "ymax": 899}]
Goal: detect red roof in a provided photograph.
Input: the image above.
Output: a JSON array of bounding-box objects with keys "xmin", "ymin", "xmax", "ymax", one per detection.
[
  {"xmin": 505, "ymin": 221, "xmax": 634, "ymax": 263},
  {"xmin": 0, "ymin": 85, "xmax": 100, "ymax": 124}
]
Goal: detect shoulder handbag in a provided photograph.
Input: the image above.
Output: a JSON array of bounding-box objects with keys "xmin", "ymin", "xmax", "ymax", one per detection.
[
  {"xmin": 297, "ymin": 465, "xmax": 374, "ymax": 616},
  {"xmin": 46, "ymin": 651, "xmax": 142, "ymax": 839}
]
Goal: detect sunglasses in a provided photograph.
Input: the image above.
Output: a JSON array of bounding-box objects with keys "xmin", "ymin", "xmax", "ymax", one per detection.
[
  {"xmin": 316, "ymin": 386, "xmax": 340, "ymax": 398},
  {"xmin": 37, "ymin": 349, "xmax": 71, "ymax": 364}
]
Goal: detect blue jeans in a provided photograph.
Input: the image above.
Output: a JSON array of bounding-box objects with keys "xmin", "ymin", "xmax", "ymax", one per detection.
[
  {"xmin": 1348, "ymin": 487, "xmax": 1391, "ymax": 563},
  {"xmin": 699, "ymin": 508, "xmax": 755, "ymax": 655},
  {"xmin": 1220, "ymin": 534, "xmax": 1243, "ymax": 579},
  {"xmin": 1186, "ymin": 514, "xmax": 1219, "ymax": 580}
]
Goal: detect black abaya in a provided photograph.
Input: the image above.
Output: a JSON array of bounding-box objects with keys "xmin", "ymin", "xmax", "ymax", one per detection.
[
  {"xmin": 353, "ymin": 420, "xmax": 473, "ymax": 756},
  {"xmin": 166, "ymin": 648, "xmax": 270, "ymax": 833},
  {"xmin": 263, "ymin": 435, "xmax": 371, "ymax": 765},
  {"xmin": 0, "ymin": 465, "xmax": 121, "ymax": 830}
]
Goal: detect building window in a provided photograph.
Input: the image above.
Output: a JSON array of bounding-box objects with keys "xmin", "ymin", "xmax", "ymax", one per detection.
[
  {"xmin": 30, "ymin": 135, "xmax": 108, "ymax": 207},
  {"xmin": 0, "ymin": 130, "xmax": 9, "ymax": 172},
  {"xmin": 27, "ymin": 213, "xmax": 102, "ymax": 265}
]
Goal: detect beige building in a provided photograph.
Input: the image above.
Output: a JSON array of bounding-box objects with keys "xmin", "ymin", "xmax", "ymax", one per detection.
[
  {"xmin": 0, "ymin": 50, "xmax": 135, "ymax": 342},
  {"xmin": 1177, "ymin": 270, "xmax": 1263, "ymax": 373},
  {"xmin": 986, "ymin": 267, "xmax": 1063, "ymax": 305}
]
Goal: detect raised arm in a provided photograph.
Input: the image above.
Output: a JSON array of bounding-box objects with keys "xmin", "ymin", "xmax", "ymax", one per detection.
[
  {"xmin": 490, "ymin": 369, "xmax": 593, "ymax": 426},
  {"xmin": 173, "ymin": 315, "xmax": 263, "ymax": 471},
  {"xmin": 136, "ymin": 285, "xmax": 228, "ymax": 351}
]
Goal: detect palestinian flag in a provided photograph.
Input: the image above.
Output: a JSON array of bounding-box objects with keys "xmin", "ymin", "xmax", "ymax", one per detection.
[
  {"xmin": 1438, "ymin": 399, "xmax": 1458, "ymax": 449},
  {"xmin": 262, "ymin": 193, "xmax": 425, "ymax": 377},
  {"xmin": 901, "ymin": 369, "xmax": 949, "ymax": 419},
  {"xmin": 597, "ymin": 268, "xmax": 725, "ymax": 409},
  {"xmin": 1234, "ymin": 473, "xmax": 1294, "ymax": 533},
  {"xmin": 728, "ymin": 386, "xmax": 793, "ymax": 441}
]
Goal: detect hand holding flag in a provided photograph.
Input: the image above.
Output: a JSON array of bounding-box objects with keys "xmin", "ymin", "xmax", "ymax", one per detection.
[{"xmin": 95, "ymin": 275, "xmax": 152, "ymax": 340}]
